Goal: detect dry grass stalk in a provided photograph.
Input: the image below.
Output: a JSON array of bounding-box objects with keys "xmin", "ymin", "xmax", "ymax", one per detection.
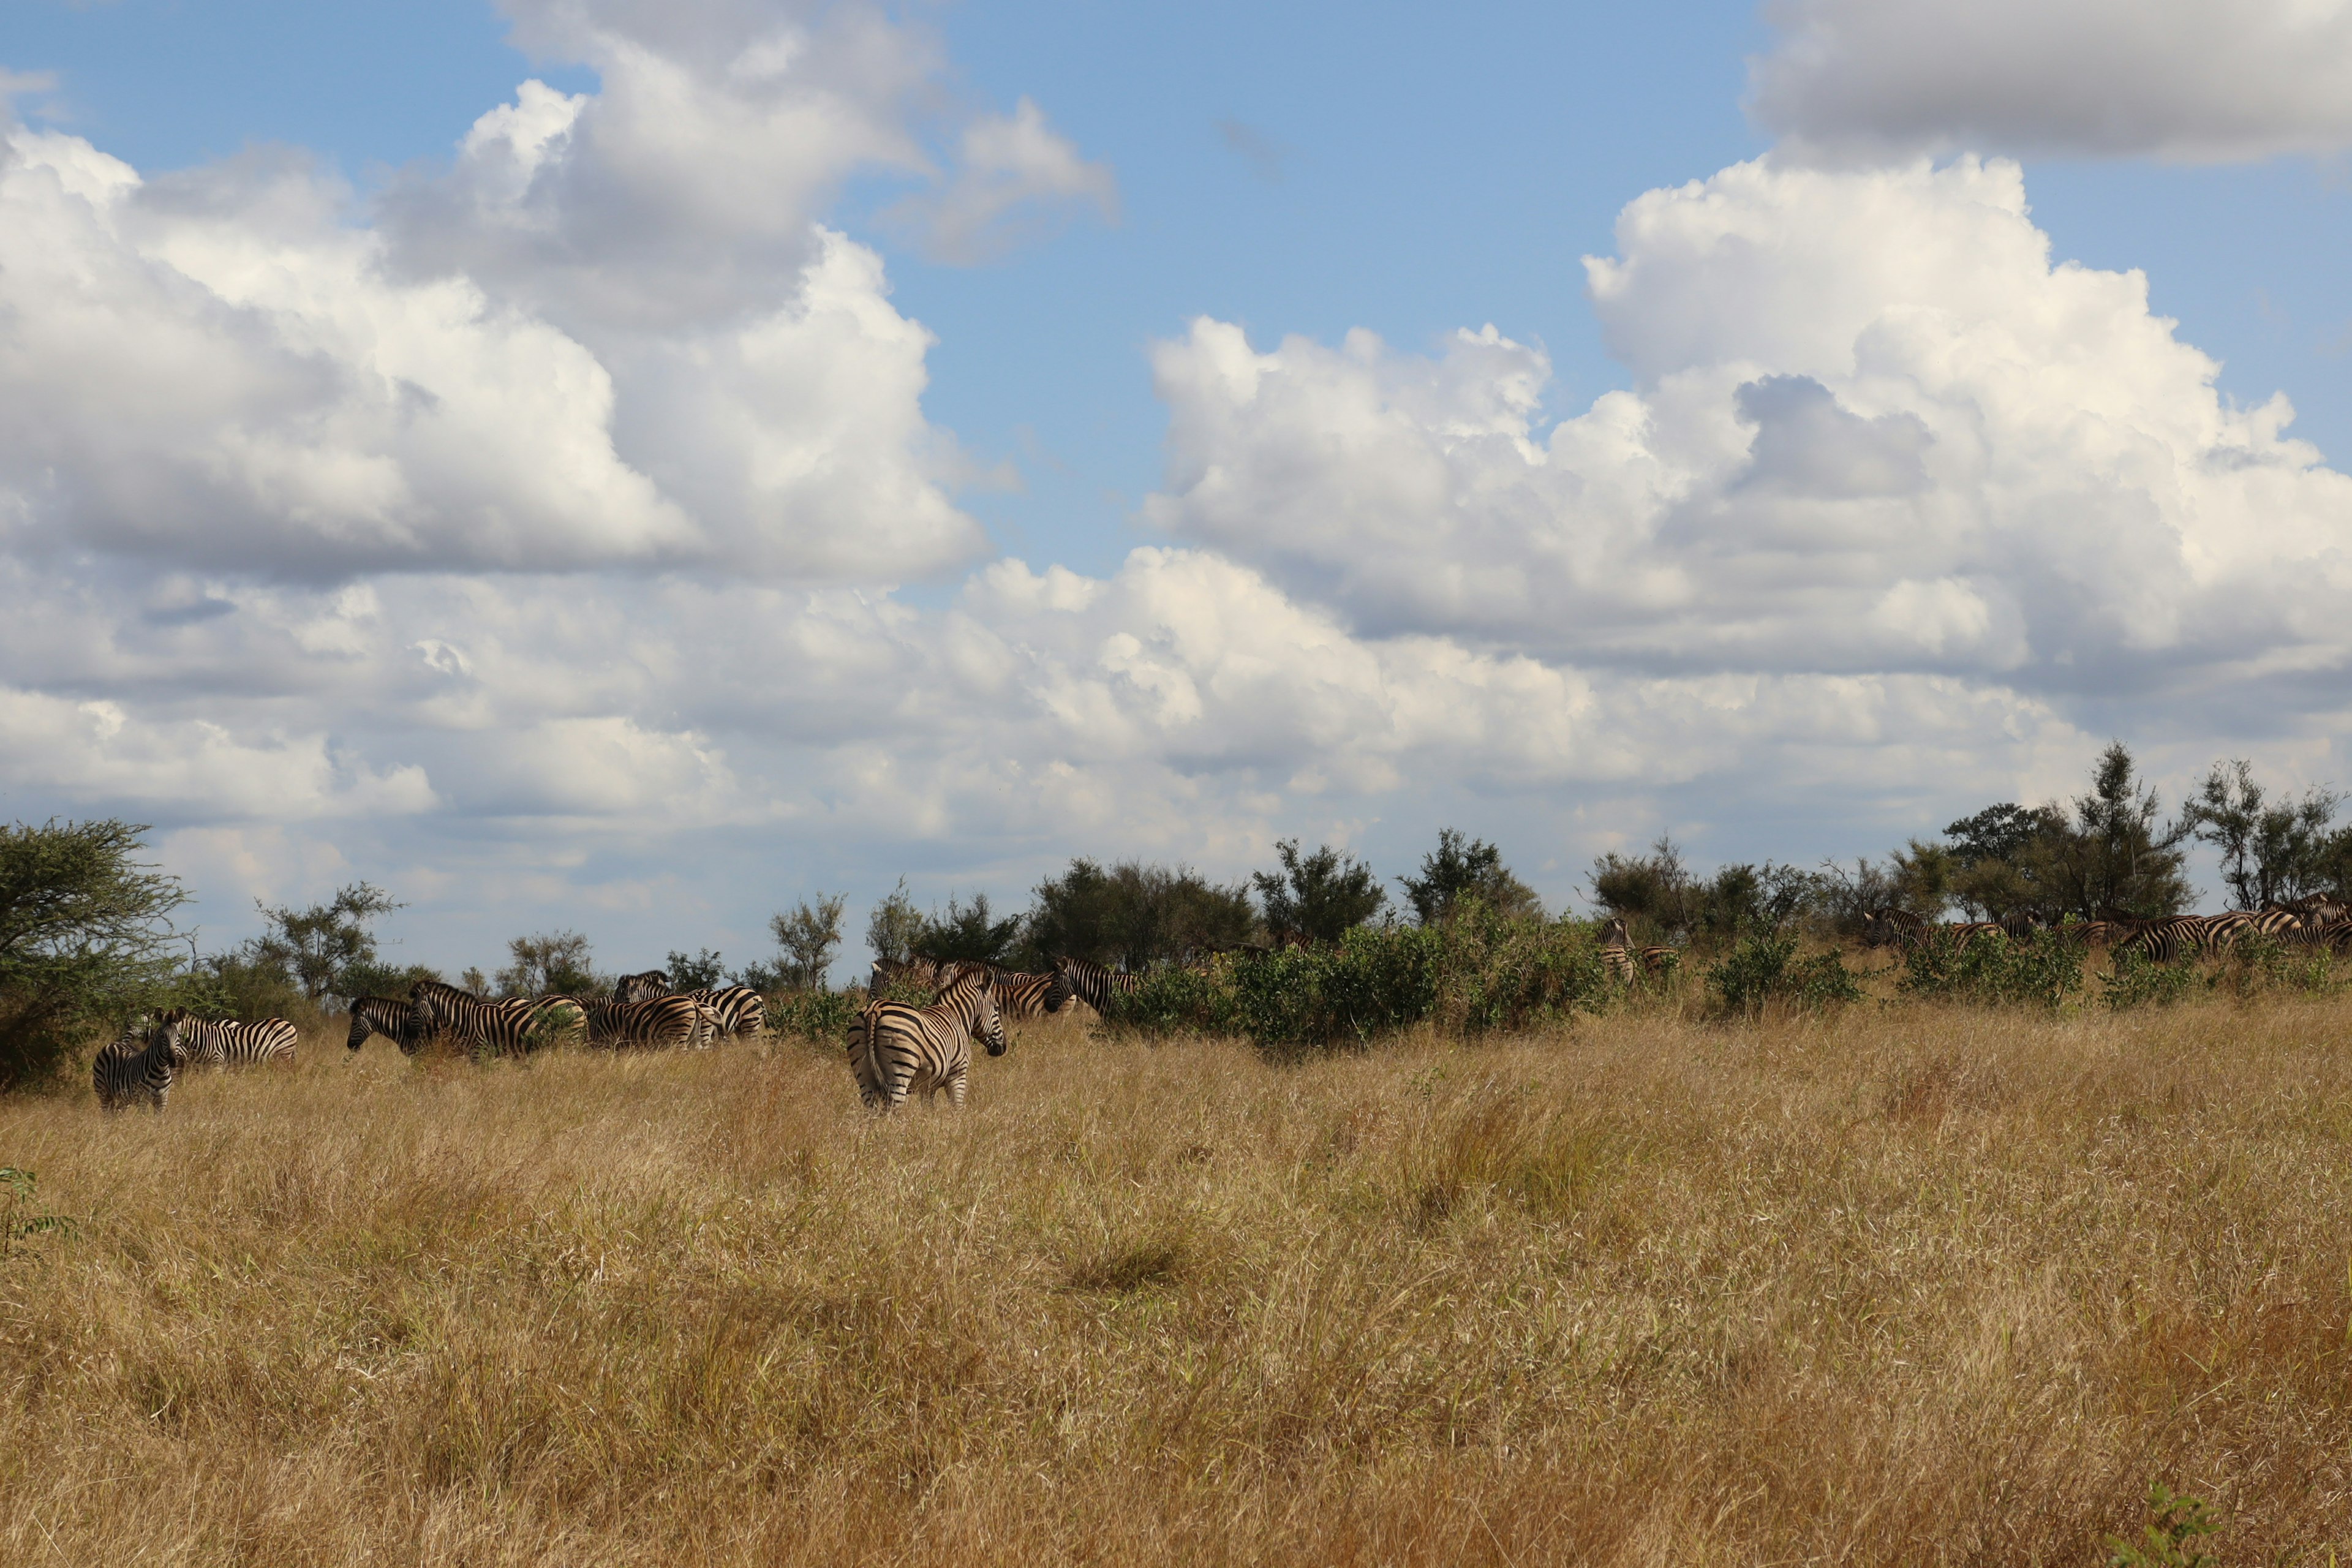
[{"xmin": 4, "ymin": 995, "xmax": 2351, "ymax": 1563}]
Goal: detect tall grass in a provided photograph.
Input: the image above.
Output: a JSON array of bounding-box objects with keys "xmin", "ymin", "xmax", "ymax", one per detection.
[{"xmin": 6, "ymin": 992, "xmax": 2352, "ymax": 1562}]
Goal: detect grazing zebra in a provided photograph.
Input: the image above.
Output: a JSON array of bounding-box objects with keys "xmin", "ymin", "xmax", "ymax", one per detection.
[
  {"xmin": 164, "ymin": 1008, "xmax": 296, "ymax": 1068},
  {"xmin": 93, "ymin": 1015, "xmax": 188, "ymax": 1112},
  {"xmin": 345, "ymin": 995, "xmax": 424, "ymax": 1055},
  {"xmin": 684, "ymin": 984, "xmax": 764, "ymax": 1038},
  {"xmin": 1045, "ymin": 957, "xmax": 1141, "ymax": 1016},
  {"xmin": 848, "ymin": 968, "xmax": 1006, "ymax": 1111},
  {"xmin": 409, "ymin": 979, "xmax": 567, "ymax": 1056},
  {"xmin": 990, "ymin": 970, "xmax": 1058, "ymax": 1019},
  {"xmin": 1861, "ymin": 909, "xmax": 2007, "ymax": 951},
  {"xmin": 2111, "ymin": 916, "xmax": 2228, "ymax": 965},
  {"xmin": 1597, "ymin": 918, "xmax": 1676, "ymax": 982},
  {"xmin": 582, "ymin": 995, "xmax": 705, "ymax": 1050},
  {"xmin": 612, "ymin": 970, "xmax": 671, "ymax": 1004}
]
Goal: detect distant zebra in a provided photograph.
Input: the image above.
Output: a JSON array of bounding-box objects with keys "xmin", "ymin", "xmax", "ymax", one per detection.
[
  {"xmin": 165, "ymin": 1008, "xmax": 296, "ymax": 1068},
  {"xmin": 849, "ymin": 967, "xmax": 1006, "ymax": 1111},
  {"xmin": 613, "ymin": 970, "xmax": 671, "ymax": 1005},
  {"xmin": 1045, "ymin": 957, "xmax": 1141, "ymax": 1016},
  {"xmin": 2111, "ymin": 916, "xmax": 2226, "ymax": 965},
  {"xmin": 1862, "ymin": 909, "xmax": 2007, "ymax": 951},
  {"xmin": 345, "ymin": 995, "xmax": 424, "ymax": 1055},
  {"xmin": 990, "ymin": 970, "xmax": 1058, "ymax": 1019},
  {"xmin": 410, "ymin": 979, "xmax": 568, "ymax": 1056},
  {"xmin": 1597, "ymin": 918, "xmax": 1676, "ymax": 983},
  {"xmin": 583, "ymin": 995, "xmax": 705, "ymax": 1050},
  {"xmin": 93, "ymin": 1015, "xmax": 188, "ymax": 1112}
]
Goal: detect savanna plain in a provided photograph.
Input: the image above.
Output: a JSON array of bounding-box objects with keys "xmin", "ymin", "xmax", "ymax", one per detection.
[{"xmin": 6, "ymin": 989, "xmax": 2352, "ymax": 1565}]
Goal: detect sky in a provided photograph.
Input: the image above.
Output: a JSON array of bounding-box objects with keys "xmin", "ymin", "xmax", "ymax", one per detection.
[{"xmin": 2, "ymin": 0, "xmax": 2350, "ymax": 976}]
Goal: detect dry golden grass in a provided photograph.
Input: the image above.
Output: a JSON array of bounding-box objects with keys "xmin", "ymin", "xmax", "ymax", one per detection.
[{"xmin": 6, "ymin": 990, "xmax": 2352, "ymax": 1564}]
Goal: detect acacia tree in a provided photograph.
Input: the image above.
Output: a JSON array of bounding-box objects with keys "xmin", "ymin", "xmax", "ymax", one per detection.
[
  {"xmin": 2181, "ymin": 759, "xmax": 2343, "ymax": 909},
  {"xmin": 496, "ymin": 932, "xmax": 597, "ymax": 997},
  {"xmin": 247, "ymin": 883, "xmax": 404, "ymax": 1002},
  {"xmin": 771, "ymin": 894, "xmax": 848, "ymax": 989},
  {"xmin": 0, "ymin": 819, "xmax": 187, "ymax": 1090},
  {"xmin": 1253, "ymin": 840, "xmax": 1385, "ymax": 944},
  {"xmin": 1402, "ymin": 829, "xmax": 1541, "ymax": 925},
  {"xmin": 1023, "ymin": 859, "xmax": 1254, "ymax": 970}
]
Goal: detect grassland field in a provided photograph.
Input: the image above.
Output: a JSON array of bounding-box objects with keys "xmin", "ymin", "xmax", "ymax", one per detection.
[{"xmin": 6, "ymin": 962, "xmax": 2352, "ymax": 1564}]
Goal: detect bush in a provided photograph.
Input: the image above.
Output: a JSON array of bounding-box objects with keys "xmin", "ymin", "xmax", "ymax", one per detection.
[
  {"xmin": 1706, "ymin": 935, "xmax": 1860, "ymax": 1019},
  {"xmin": 2215, "ymin": 931, "xmax": 2335, "ymax": 1000},
  {"xmin": 766, "ymin": 987, "xmax": 865, "ymax": 1042},
  {"xmin": 2100, "ymin": 948, "xmax": 2201, "ymax": 1012},
  {"xmin": 1897, "ymin": 927, "xmax": 2085, "ymax": 1009},
  {"xmin": 0, "ymin": 819, "xmax": 187, "ymax": 1091}
]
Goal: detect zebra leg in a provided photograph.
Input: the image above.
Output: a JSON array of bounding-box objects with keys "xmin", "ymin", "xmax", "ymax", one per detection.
[{"xmin": 945, "ymin": 1066, "xmax": 967, "ymax": 1107}]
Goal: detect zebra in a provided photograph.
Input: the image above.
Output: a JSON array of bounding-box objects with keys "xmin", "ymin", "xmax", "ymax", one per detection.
[
  {"xmin": 1045, "ymin": 956, "xmax": 1141, "ymax": 1016},
  {"xmin": 409, "ymin": 979, "xmax": 571, "ymax": 1056},
  {"xmin": 345, "ymin": 995, "xmax": 425, "ymax": 1055},
  {"xmin": 2111, "ymin": 916, "xmax": 2228, "ymax": 965},
  {"xmin": 848, "ymin": 967, "xmax": 1006, "ymax": 1111},
  {"xmin": 869, "ymin": 956, "xmax": 947, "ymax": 994},
  {"xmin": 582, "ymin": 995, "xmax": 705, "ymax": 1050},
  {"xmin": 1597, "ymin": 918, "xmax": 1676, "ymax": 983},
  {"xmin": 164, "ymin": 1008, "xmax": 296, "ymax": 1068},
  {"xmin": 685, "ymin": 984, "xmax": 765, "ymax": 1038},
  {"xmin": 990, "ymin": 970, "xmax": 1058, "ymax": 1020},
  {"xmin": 613, "ymin": 970, "xmax": 671, "ymax": 1004},
  {"xmin": 1862, "ymin": 909, "xmax": 2008, "ymax": 951},
  {"xmin": 93, "ymin": 1015, "xmax": 188, "ymax": 1112}
]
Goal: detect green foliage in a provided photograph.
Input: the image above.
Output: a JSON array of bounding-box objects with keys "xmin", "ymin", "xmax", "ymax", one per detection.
[
  {"xmin": 165, "ymin": 948, "xmax": 312, "ymax": 1023},
  {"xmin": 246, "ymin": 883, "xmax": 403, "ymax": 1002},
  {"xmin": 496, "ymin": 931, "xmax": 598, "ymax": 997},
  {"xmin": 0, "ymin": 1166, "xmax": 75, "ymax": 1259},
  {"xmin": 1590, "ymin": 836, "xmax": 1820, "ymax": 941},
  {"xmin": 1023, "ymin": 859, "xmax": 1255, "ymax": 970},
  {"xmin": 1400, "ymin": 829, "xmax": 1541, "ymax": 925},
  {"xmin": 1932, "ymin": 745, "xmax": 2193, "ymax": 922},
  {"xmin": 2100, "ymin": 948, "xmax": 2200, "ymax": 1012},
  {"xmin": 1896, "ymin": 927, "xmax": 2085, "ymax": 1009},
  {"xmin": 666, "ymin": 948, "xmax": 728, "ymax": 991},
  {"xmin": 1705, "ymin": 935, "xmax": 1860, "ymax": 1019},
  {"xmin": 2215, "ymin": 930, "xmax": 2335, "ymax": 1000},
  {"xmin": 0, "ymin": 818, "xmax": 189, "ymax": 1091},
  {"xmin": 864, "ymin": 879, "xmax": 926, "ymax": 967},
  {"xmin": 2106, "ymin": 1481, "xmax": 2222, "ymax": 1568},
  {"xmin": 764, "ymin": 986, "xmax": 864, "ymax": 1041},
  {"xmin": 1106, "ymin": 910, "xmax": 1611, "ymax": 1053},
  {"xmin": 919, "ymin": 891, "xmax": 1023, "ymax": 967},
  {"xmin": 769, "ymin": 895, "xmax": 846, "ymax": 990},
  {"xmin": 1251, "ymin": 839, "xmax": 1385, "ymax": 943},
  {"xmin": 2182, "ymin": 757, "xmax": 2346, "ymax": 909}
]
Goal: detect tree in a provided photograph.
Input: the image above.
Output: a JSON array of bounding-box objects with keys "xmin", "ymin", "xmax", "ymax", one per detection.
[
  {"xmin": 1589, "ymin": 837, "xmax": 1694, "ymax": 934},
  {"xmin": 2180, "ymin": 759, "xmax": 2343, "ymax": 910},
  {"xmin": 1023, "ymin": 859, "xmax": 1256, "ymax": 971},
  {"xmin": 247, "ymin": 883, "xmax": 403, "ymax": 1002},
  {"xmin": 0, "ymin": 819, "xmax": 187, "ymax": 1090},
  {"xmin": 1940, "ymin": 803, "xmax": 2071, "ymax": 921},
  {"xmin": 918, "ymin": 892, "xmax": 1022, "ymax": 967},
  {"xmin": 666, "ymin": 948, "xmax": 727, "ymax": 990},
  {"xmin": 865, "ymin": 879, "xmax": 926, "ymax": 966},
  {"xmin": 771, "ymin": 894, "xmax": 848, "ymax": 990},
  {"xmin": 1252, "ymin": 840, "xmax": 1385, "ymax": 944},
  {"xmin": 2061, "ymin": 742, "xmax": 2193, "ymax": 918},
  {"xmin": 496, "ymin": 932, "xmax": 598, "ymax": 997},
  {"xmin": 1401, "ymin": 829, "xmax": 1541, "ymax": 926}
]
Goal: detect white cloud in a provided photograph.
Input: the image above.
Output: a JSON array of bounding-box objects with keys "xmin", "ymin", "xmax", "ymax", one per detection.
[
  {"xmin": 1751, "ymin": 0, "xmax": 2352, "ymax": 163},
  {"xmin": 1146, "ymin": 157, "xmax": 2352, "ymax": 712},
  {"xmin": 897, "ymin": 97, "xmax": 1118, "ymax": 263}
]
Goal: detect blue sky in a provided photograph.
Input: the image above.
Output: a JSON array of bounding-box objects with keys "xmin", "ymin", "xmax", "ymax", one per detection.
[{"xmin": 4, "ymin": 0, "xmax": 2351, "ymax": 974}]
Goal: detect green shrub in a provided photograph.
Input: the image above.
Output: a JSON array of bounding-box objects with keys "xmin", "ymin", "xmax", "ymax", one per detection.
[
  {"xmin": 2216, "ymin": 930, "xmax": 2335, "ymax": 999},
  {"xmin": 1706, "ymin": 935, "xmax": 1861, "ymax": 1018},
  {"xmin": 1, "ymin": 820, "xmax": 188, "ymax": 1091},
  {"xmin": 1897, "ymin": 927, "xmax": 2084, "ymax": 1009},
  {"xmin": 766, "ymin": 987, "xmax": 865, "ymax": 1041},
  {"xmin": 2100, "ymin": 948, "xmax": 2201, "ymax": 1012}
]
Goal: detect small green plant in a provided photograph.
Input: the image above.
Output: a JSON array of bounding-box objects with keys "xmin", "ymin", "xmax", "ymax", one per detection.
[
  {"xmin": 1706, "ymin": 935, "xmax": 1860, "ymax": 1019},
  {"xmin": 2106, "ymin": 1480, "xmax": 2222, "ymax": 1568},
  {"xmin": 2100, "ymin": 948, "xmax": 2201, "ymax": 1012},
  {"xmin": 1898, "ymin": 926, "xmax": 2084, "ymax": 1009},
  {"xmin": 0, "ymin": 1166, "xmax": 75, "ymax": 1259}
]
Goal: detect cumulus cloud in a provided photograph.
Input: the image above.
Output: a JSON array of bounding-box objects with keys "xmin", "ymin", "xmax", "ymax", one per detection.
[
  {"xmin": 1147, "ymin": 156, "xmax": 2352, "ymax": 716},
  {"xmin": 1751, "ymin": 0, "xmax": 2352, "ymax": 162},
  {"xmin": 894, "ymin": 97, "xmax": 1118, "ymax": 263}
]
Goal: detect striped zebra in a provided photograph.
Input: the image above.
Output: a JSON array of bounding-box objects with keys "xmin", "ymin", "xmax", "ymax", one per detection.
[
  {"xmin": 409, "ymin": 980, "xmax": 576, "ymax": 1056},
  {"xmin": 848, "ymin": 968, "xmax": 1006, "ymax": 1111},
  {"xmin": 613, "ymin": 970, "xmax": 671, "ymax": 1004},
  {"xmin": 583, "ymin": 994, "xmax": 706, "ymax": 1050},
  {"xmin": 2110, "ymin": 916, "xmax": 2228, "ymax": 965},
  {"xmin": 1045, "ymin": 957, "xmax": 1141, "ymax": 1016},
  {"xmin": 345, "ymin": 995, "xmax": 424, "ymax": 1055},
  {"xmin": 164, "ymin": 1008, "xmax": 296, "ymax": 1068},
  {"xmin": 869, "ymin": 956, "xmax": 946, "ymax": 993},
  {"xmin": 1597, "ymin": 918, "xmax": 1676, "ymax": 982},
  {"xmin": 990, "ymin": 970, "xmax": 1058, "ymax": 1019},
  {"xmin": 93, "ymin": 1015, "xmax": 188, "ymax": 1112},
  {"xmin": 686, "ymin": 984, "xmax": 764, "ymax": 1038},
  {"xmin": 1862, "ymin": 909, "xmax": 2007, "ymax": 951}
]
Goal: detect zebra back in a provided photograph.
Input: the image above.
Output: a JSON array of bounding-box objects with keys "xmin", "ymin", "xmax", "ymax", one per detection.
[
  {"xmin": 94, "ymin": 1016, "xmax": 187, "ymax": 1112},
  {"xmin": 849, "ymin": 971, "xmax": 1006, "ymax": 1111},
  {"xmin": 409, "ymin": 981, "xmax": 545, "ymax": 1055},
  {"xmin": 1046, "ymin": 957, "xmax": 1140, "ymax": 1016},
  {"xmin": 1861, "ymin": 908, "xmax": 1927, "ymax": 949},
  {"xmin": 584, "ymin": 995, "xmax": 702, "ymax": 1049},
  {"xmin": 168, "ymin": 1009, "xmax": 296, "ymax": 1067},
  {"xmin": 685, "ymin": 984, "xmax": 765, "ymax": 1037},
  {"xmin": 990, "ymin": 971, "xmax": 1057, "ymax": 1020}
]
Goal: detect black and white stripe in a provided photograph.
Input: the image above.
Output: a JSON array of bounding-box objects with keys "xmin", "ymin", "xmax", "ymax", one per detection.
[
  {"xmin": 165, "ymin": 1007, "xmax": 296, "ymax": 1068},
  {"xmin": 1044, "ymin": 957, "xmax": 1140, "ymax": 1016},
  {"xmin": 583, "ymin": 994, "xmax": 706, "ymax": 1050},
  {"xmin": 613, "ymin": 970, "xmax": 671, "ymax": 1004},
  {"xmin": 409, "ymin": 980, "xmax": 575, "ymax": 1056},
  {"xmin": 990, "ymin": 970, "xmax": 1058, "ymax": 1019},
  {"xmin": 345, "ymin": 995, "xmax": 424, "ymax": 1055},
  {"xmin": 1597, "ymin": 918, "xmax": 1677, "ymax": 982},
  {"xmin": 93, "ymin": 1016, "xmax": 188, "ymax": 1111},
  {"xmin": 685, "ymin": 984, "xmax": 764, "ymax": 1038},
  {"xmin": 849, "ymin": 968, "xmax": 1006, "ymax": 1111}
]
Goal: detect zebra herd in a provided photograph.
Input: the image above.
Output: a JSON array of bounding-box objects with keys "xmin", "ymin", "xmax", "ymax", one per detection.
[
  {"xmin": 92, "ymin": 1008, "xmax": 298, "ymax": 1111},
  {"xmin": 1858, "ymin": 895, "xmax": 2352, "ymax": 965},
  {"xmin": 345, "ymin": 973, "xmax": 771, "ymax": 1058}
]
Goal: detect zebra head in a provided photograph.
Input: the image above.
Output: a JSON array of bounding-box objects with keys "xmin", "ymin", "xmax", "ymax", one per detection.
[
  {"xmin": 614, "ymin": 970, "xmax": 669, "ymax": 1004},
  {"xmin": 1599, "ymin": 916, "xmax": 1630, "ymax": 946},
  {"xmin": 1044, "ymin": 957, "xmax": 1077, "ymax": 1013},
  {"xmin": 150, "ymin": 1010, "xmax": 188, "ymax": 1069},
  {"xmin": 974, "ymin": 981, "xmax": 1008, "ymax": 1057}
]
